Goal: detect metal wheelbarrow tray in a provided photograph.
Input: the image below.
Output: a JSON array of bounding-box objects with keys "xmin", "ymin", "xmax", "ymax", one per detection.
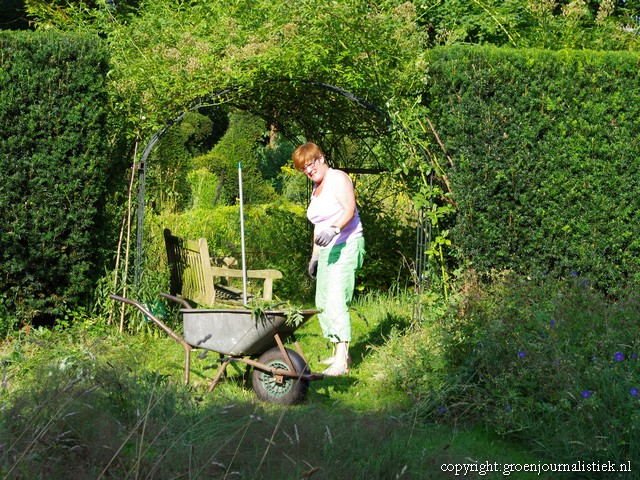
[{"xmin": 110, "ymin": 293, "xmax": 324, "ymax": 405}]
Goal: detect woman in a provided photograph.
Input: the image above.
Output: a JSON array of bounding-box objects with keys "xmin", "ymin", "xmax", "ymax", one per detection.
[{"xmin": 292, "ymin": 142, "xmax": 365, "ymax": 376}]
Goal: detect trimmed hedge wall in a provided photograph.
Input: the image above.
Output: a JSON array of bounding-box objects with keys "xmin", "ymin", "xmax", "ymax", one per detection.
[
  {"xmin": 0, "ymin": 31, "xmax": 110, "ymax": 325},
  {"xmin": 425, "ymin": 46, "xmax": 640, "ymax": 296}
]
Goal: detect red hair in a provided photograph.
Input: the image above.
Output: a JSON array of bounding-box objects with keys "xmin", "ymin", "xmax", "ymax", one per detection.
[{"xmin": 292, "ymin": 142, "xmax": 323, "ymax": 171}]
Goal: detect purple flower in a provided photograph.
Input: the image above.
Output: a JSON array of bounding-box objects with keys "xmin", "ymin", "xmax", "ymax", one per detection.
[
  {"xmin": 439, "ymin": 406, "xmax": 446, "ymax": 414},
  {"xmin": 581, "ymin": 390, "xmax": 592, "ymax": 399},
  {"xmin": 518, "ymin": 351, "xmax": 526, "ymax": 358},
  {"xmin": 505, "ymin": 405, "xmax": 511, "ymax": 413},
  {"xmin": 631, "ymin": 388, "xmax": 638, "ymax": 397},
  {"xmin": 632, "ymin": 354, "xmax": 637, "ymax": 360},
  {"xmin": 615, "ymin": 352, "xmax": 624, "ymax": 361},
  {"xmin": 550, "ymin": 320, "xmax": 556, "ymax": 327}
]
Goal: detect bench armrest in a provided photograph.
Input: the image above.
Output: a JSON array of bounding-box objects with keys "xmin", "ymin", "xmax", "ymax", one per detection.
[
  {"xmin": 209, "ymin": 267, "xmax": 282, "ymax": 279},
  {"xmin": 209, "ymin": 266, "xmax": 283, "ymax": 300}
]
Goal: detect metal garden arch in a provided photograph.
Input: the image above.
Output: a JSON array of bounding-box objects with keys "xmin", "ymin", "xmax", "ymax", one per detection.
[{"xmin": 132, "ymin": 79, "xmax": 433, "ymax": 316}]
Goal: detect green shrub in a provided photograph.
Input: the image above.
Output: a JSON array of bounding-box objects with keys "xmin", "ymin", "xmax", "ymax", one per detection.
[
  {"xmin": 148, "ymin": 110, "xmax": 222, "ymax": 211},
  {"xmin": 425, "ymin": 46, "xmax": 640, "ymax": 297},
  {"xmin": 0, "ymin": 31, "xmax": 110, "ymax": 325},
  {"xmin": 187, "ymin": 168, "xmax": 221, "ymax": 210},
  {"xmin": 190, "ymin": 109, "xmax": 278, "ymax": 207},
  {"xmin": 142, "ymin": 188, "xmax": 416, "ymax": 307},
  {"xmin": 144, "ymin": 201, "xmax": 314, "ymax": 303}
]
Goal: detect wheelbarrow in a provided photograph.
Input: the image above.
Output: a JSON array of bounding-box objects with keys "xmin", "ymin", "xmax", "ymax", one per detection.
[{"xmin": 110, "ymin": 293, "xmax": 324, "ymax": 405}]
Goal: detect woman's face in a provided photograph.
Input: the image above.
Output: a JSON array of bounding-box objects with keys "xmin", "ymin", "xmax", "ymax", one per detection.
[{"xmin": 302, "ymin": 156, "xmax": 326, "ymax": 183}]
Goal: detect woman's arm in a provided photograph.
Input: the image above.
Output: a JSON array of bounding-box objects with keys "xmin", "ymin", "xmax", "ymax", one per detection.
[{"xmin": 332, "ymin": 170, "xmax": 357, "ymax": 230}]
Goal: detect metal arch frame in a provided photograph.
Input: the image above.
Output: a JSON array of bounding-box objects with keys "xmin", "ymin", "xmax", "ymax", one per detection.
[
  {"xmin": 227, "ymin": 78, "xmax": 394, "ymax": 173},
  {"xmin": 133, "ymin": 80, "xmax": 433, "ymax": 317}
]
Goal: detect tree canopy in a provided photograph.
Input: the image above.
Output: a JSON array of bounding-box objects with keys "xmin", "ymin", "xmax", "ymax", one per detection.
[
  {"xmin": 22, "ymin": 0, "xmax": 426, "ymax": 145},
  {"xmin": 19, "ymin": 0, "xmax": 640, "ymax": 161}
]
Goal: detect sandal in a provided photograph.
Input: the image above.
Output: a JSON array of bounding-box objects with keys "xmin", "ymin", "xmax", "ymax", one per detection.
[{"xmin": 320, "ymin": 355, "xmax": 352, "ymax": 366}]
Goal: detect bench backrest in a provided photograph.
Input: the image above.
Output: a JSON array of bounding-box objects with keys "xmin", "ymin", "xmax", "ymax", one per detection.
[
  {"xmin": 164, "ymin": 228, "xmax": 216, "ymax": 306},
  {"xmin": 164, "ymin": 228, "xmax": 283, "ymax": 305}
]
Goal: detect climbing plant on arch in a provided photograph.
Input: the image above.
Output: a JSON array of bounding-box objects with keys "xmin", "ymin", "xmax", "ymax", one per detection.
[
  {"xmin": 131, "ymin": 77, "xmax": 434, "ymax": 283},
  {"xmin": 26, "ymin": 0, "xmax": 427, "ymax": 149}
]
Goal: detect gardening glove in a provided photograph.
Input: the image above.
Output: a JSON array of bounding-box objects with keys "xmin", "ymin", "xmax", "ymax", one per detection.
[
  {"xmin": 314, "ymin": 228, "xmax": 338, "ymax": 247},
  {"xmin": 308, "ymin": 254, "xmax": 319, "ymax": 279}
]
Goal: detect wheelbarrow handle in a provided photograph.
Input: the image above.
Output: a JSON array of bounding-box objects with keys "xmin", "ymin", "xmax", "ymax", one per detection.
[
  {"xmin": 110, "ymin": 294, "xmax": 146, "ymax": 312},
  {"xmin": 109, "ymin": 295, "xmax": 190, "ymax": 348},
  {"xmin": 159, "ymin": 292, "xmax": 192, "ymax": 309}
]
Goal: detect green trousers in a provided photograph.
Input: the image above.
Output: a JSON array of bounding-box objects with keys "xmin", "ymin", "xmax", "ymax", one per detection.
[{"xmin": 315, "ymin": 237, "xmax": 365, "ymax": 343}]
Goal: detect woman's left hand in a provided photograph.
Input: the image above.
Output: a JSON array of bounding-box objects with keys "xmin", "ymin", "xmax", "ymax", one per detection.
[{"xmin": 314, "ymin": 228, "xmax": 337, "ymax": 247}]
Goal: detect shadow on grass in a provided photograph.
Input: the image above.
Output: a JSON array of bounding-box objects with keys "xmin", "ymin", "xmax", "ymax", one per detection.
[{"xmin": 349, "ymin": 309, "xmax": 412, "ymax": 368}]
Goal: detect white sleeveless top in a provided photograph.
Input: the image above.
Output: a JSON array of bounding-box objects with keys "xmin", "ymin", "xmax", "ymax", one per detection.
[{"xmin": 307, "ymin": 168, "xmax": 363, "ymax": 249}]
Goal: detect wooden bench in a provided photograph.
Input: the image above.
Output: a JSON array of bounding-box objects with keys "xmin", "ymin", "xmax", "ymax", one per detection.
[{"xmin": 163, "ymin": 228, "xmax": 282, "ymax": 306}]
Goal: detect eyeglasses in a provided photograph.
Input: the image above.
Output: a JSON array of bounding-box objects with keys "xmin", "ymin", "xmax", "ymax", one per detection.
[{"xmin": 302, "ymin": 157, "xmax": 320, "ymax": 173}]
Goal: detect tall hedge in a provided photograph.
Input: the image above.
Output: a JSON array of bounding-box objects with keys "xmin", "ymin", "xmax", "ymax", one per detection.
[
  {"xmin": 0, "ymin": 31, "xmax": 110, "ymax": 325},
  {"xmin": 424, "ymin": 46, "xmax": 640, "ymax": 296}
]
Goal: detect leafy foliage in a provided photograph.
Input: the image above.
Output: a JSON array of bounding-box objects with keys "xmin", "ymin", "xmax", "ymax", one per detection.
[
  {"xmin": 23, "ymin": 0, "xmax": 427, "ymax": 150},
  {"xmin": 147, "ymin": 110, "xmax": 220, "ymax": 211},
  {"xmin": 145, "ymin": 202, "xmax": 313, "ymax": 303},
  {"xmin": 196, "ymin": 109, "xmax": 276, "ymax": 206},
  {"xmin": 405, "ymin": 272, "xmax": 640, "ymax": 474},
  {"xmin": 0, "ymin": 31, "xmax": 110, "ymax": 326},
  {"xmin": 419, "ymin": 0, "xmax": 640, "ymax": 50}
]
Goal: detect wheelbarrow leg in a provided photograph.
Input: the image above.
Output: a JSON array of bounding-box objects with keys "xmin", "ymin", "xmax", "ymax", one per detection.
[
  {"xmin": 208, "ymin": 359, "xmax": 232, "ymax": 393},
  {"xmin": 273, "ymin": 333, "xmax": 309, "ymax": 373},
  {"xmin": 273, "ymin": 333, "xmax": 295, "ymax": 371},
  {"xmin": 291, "ymin": 339, "xmax": 308, "ymax": 364},
  {"xmin": 184, "ymin": 346, "xmax": 191, "ymax": 385},
  {"xmin": 242, "ymin": 361, "xmax": 253, "ymax": 388}
]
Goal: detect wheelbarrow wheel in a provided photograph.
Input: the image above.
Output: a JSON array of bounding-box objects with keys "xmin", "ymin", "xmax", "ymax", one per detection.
[{"xmin": 251, "ymin": 347, "xmax": 310, "ymax": 405}]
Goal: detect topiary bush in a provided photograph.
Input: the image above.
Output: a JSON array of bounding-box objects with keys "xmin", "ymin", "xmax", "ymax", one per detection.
[{"xmin": 0, "ymin": 31, "xmax": 110, "ymax": 329}]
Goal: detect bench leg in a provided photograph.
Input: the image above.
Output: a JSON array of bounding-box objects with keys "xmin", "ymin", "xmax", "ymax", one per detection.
[{"xmin": 263, "ymin": 279, "xmax": 273, "ymax": 301}]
